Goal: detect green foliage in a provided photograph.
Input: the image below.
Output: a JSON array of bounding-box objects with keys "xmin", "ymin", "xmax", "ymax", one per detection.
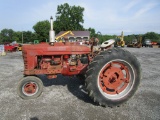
[
  {"xmin": 96, "ymin": 31, "xmax": 103, "ymax": 43},
  {"xmin": 0, "ymin": 28, "xmax": 38, "ymax": 43},
  {"xmin": 12, "ymin": 31, "xmax": 22, "ymax": 43},
  {"xmin": 0, "ymin": 29, "xmax": 14, "ymax": 43},
  {"xmin": 86, "ymin": 27, "xmax": 96, "ymax": 38},
  {"xmin": 143, "ymin": 32, "xmax": 160, "ymax": 42},
  {"xmin": 1, "ymin": 3, "xmax": 160, "ymax": 44},
  {"xmin": 54, "ymin": 3, "xmax": 85, "ymax": 34},
  {"xmin": 124, "ymin": 35, "xmax": 136, "ymax": 44},
  {"xmin": 33, "ymin": 20, "xmax": 50, "ymax": 42},
  {"xmin": 22, "ymin": 31, "xmax": 37, "ymax": 43},
  {"xmin": 102, "ymin": 35, "xmax": 117, "ymax": 43},
  {"xmin": 119, "ymin": 32, "xmax": 160, "ymax": 44}
]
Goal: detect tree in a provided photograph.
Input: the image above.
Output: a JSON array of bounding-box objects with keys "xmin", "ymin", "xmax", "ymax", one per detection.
[
  {"xmin": 124, "ymin": 34, "xmax": 137, "ymax": 44},
  {"xmin": 54, "ymin": 3, "xmax": 85, "ymax": 34},
  {"xmin": 22, "ymin": 31, "xmax": 36, "ymax": 43},
  {"xmin": 33, "ymin": 20, "xmax": 50, "ymax": 41},
  {"xmin": 97, "ymin": 31, "xmax": 103, "ymax": 43},
  {"xmin": 0, "ymin": 29, "xmax": 14, "ymax": 43},
  {"xmin": 143, "ymin": 32, "xmax": 160, "ymax": 42},
  {"xmin": 103, "ymin": 35, "xmax": 117, "ymax": 42},
  {"xmin": 12, "ymin": 31, "xmax": 22, "ymax": 43},
  {"xmin": 87, "ymin": 27, "xmax": 96, "ymax": 38}
]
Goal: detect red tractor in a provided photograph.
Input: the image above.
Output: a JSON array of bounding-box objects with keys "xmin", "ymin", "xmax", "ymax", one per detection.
[
  {"xmin": 4, "ymin": 42, "xmax": 18, "ymax": 52},
  {"xmin": 17, "ymin": 17, "xmax": 141, "ymax": 107}
]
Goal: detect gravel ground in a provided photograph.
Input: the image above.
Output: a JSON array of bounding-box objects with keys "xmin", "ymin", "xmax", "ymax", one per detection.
[{"xmin": 0, "ymin": 47, "xmax": 160, "ymax": 120}]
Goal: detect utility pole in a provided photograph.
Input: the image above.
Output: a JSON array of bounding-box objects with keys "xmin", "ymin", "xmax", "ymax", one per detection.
[{"xmin": 22, "ymin": 31, "xmax": 23, "ymax": 44}]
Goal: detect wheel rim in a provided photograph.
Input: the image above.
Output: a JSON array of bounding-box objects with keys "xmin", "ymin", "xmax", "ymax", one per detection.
[
  {"xmin": 22, "ymin": 82, "xmax": 39, "ymax": 96},
  {"xmin": 98, "ymin": 59, "xmax": 135, "ymax": 100}
]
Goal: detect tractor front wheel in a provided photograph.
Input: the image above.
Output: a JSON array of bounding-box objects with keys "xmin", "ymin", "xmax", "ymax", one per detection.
[
  {"xmin": 85, "ymin": 48, "xmax": 141, "ymax": 107},
  {"xmin": 17, "ymin": 76, "xmax": 43, "ymax": 100}
]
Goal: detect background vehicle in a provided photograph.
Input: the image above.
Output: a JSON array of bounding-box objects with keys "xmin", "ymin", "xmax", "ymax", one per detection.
[
  {"xmin": 142, "ymin": 39, "xmax": 152, "ymax": 47},
  {"xmin": 55, "ymin": 30, "xmax": 74, "ymax": 42},
  {"xmin": 4, "ymin": 42, "xmax": 18, "ymax": 52},
  {"xmin": 17, "ymin": 44, "xmax": 22, "ymax": 51},
  {"xmin": 127, "ymin": 36, "xmax": 142, "ymax": 48},
  {"xmin": 151, "ymin": 41, "xmax": 157, "ymax": 45},
  {"xmin": 114, "ymin": 31, "xmax": 125, "ymax": 47},
  {"xmin": 17, "ymin": 17, "xmax": 141, "ymax": 107}
]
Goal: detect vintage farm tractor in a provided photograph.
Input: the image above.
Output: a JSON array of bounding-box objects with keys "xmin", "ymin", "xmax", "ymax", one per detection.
[{"xmin": 17, "ymin": 17, "xmax": 141, "ymax": 107}]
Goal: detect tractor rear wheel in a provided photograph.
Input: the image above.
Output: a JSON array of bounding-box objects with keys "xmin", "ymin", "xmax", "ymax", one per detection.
[
  {"xmin": 76, "ymin": 74, "xmax": 86, "ymax": 84},
  {"xmin": 85, "ymin": 48, "xmax": 141, "ymax": 107},
  {"xmin": 17, "ymin": 76, "xmax": 43, "ymax": 100}
]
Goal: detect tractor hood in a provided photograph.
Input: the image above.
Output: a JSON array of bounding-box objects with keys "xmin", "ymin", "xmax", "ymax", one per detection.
[{"xmin": 22, "ymin": 42, "xmax": 91, "ymax": 55}]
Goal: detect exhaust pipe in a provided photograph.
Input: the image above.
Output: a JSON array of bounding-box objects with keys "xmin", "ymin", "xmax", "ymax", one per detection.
[{"xmin": 49, "ymin": 16, "xmax": 55, "ymax": 44}]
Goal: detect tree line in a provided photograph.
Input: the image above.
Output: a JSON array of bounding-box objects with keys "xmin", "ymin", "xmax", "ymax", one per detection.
[{"xmin": 0, "ymin": 3, "xmax": 160, "ymax": 44}]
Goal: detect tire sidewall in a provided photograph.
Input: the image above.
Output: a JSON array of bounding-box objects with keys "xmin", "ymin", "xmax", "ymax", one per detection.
[
  {"xmin": 17, "ymin": 76, "xmax": 43, "ymax": 100},
  {"xmin": 89, "ymin": 49, "xmax": 141, "ymax": 105}
]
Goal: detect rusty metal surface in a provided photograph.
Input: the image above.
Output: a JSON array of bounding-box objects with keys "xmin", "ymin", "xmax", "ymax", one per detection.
[{"xmin": 22, "ymin": 43, "xmax": 91, "ymax": 76}]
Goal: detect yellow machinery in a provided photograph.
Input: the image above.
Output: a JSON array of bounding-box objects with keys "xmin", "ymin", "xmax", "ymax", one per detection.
[
  {"xmin": 116, "ymin": 31, "xmax": 125, "ymax": 47},
  {"xmin": 17, "ymin": 44, "xmax": 22, "ymax": 51},
  {"xmin": 55, "ymin": 31, "xmax": 74, "ymax": 41},
  {"xmin": 136, "ymin": 36, "xmax": 142, "ymax": 48},
  {"xmin": 127, "ymin": 36, "xmax": 142, "ymax": 48}
]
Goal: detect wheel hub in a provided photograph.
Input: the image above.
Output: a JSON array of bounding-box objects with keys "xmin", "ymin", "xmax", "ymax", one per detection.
[
  {"xmin": 99, "ymin": 62, "xmax": 130, "ymax": 95},
  {"xmin": 24, "ymin": 82, "xmax": 37, "ymax": 94}
]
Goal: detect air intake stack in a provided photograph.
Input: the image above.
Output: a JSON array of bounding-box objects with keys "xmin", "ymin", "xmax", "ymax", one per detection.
[{"xmin": 49, "ymin": 16, "xmax": 55, "ymax": 44}]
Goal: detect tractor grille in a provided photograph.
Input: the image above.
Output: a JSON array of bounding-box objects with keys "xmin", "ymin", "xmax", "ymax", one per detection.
[{"xmin": 22, "ymin": 51, "xmax": 28, "ymax": 69}]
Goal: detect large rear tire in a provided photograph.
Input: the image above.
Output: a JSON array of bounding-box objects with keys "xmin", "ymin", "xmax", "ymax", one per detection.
[
  {"xmin": 17, "ymin": 76, "xmax": 43, "ymax": 100},
  {"xmin": 85, "ymin": 48, "xmax": 141, "ymax": 107}
]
